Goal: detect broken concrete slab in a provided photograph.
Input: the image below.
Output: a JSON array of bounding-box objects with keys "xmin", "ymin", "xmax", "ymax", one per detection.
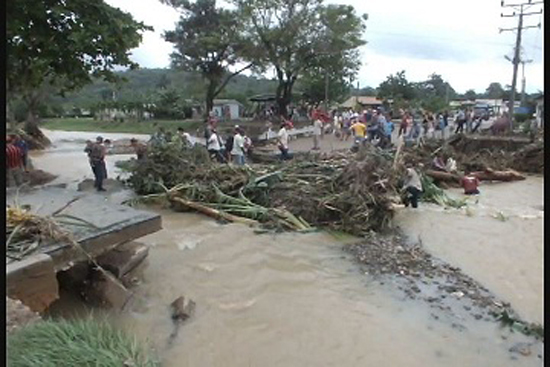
[
  {"xmin": 84, "ymin": 269, "xmax": 133, "ymax": 310},
  {"xmin": 6, "ymin": 187, "xmax": 162, "ymax": 272},
  {"xmin": 6, "ymin": 254, "xmax": 59, "ymax": 313},
  {"xmin": 96, "ymin": 242, "xmax": 149, "ymax": 278}
]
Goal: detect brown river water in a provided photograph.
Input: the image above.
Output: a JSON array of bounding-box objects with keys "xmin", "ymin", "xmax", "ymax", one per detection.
[{"xmin": 34, "ymin": 129, "xmax": 543, "ymax": 366}]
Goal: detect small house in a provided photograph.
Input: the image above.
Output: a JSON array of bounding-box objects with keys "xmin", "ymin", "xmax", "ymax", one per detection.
[
  {"xmin": 340, "ymin": 96, "xmax": 383, "ymax": 110},
  {"xmin": 212, "ymin": 99, "xmax": 244, "ymax": 121}
]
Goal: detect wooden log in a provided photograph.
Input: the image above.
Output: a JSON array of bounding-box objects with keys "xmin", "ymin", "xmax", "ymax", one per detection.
[
  {"xmin": 169, "ymin": 197, "xmax": 259, "ymax": 226},
  {"xmin": 471, "ymin": 169, "xmax": 526, "ymax": 182},
  {"xmin": 425, "ymin": 169, "xmax": 461, "ymax": 183}
]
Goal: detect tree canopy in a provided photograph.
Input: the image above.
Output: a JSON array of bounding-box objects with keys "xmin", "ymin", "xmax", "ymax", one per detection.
[
  {"xmin": 7, "ymin": 0, "xmax": 151, "ymax": 95},
  {"xmin": 377, "ymin": 70, "xmax": 417, "ymax": 107},
  {"xmin": 163, "ymin": 0, "xmax": 254, "ymax": 117},
  {"xmin": 6, "ymin": 0, "xmax": 151, "ymax": 135},
  {"xmin": 234, "ymin": 0, "xmax": 367, "ymax": 117}
]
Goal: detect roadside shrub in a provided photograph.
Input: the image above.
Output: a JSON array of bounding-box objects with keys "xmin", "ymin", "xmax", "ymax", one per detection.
[
  {"xmin": 514, "ymin": 113, "xmax": 531, "ymax": 123},
  {"xmin": 7, "ymin": 317, "xmax": 160, "ymax": 367}
]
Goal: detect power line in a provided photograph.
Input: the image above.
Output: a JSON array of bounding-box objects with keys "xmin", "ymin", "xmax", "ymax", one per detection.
[
  {"xmin": 500, "ymin": 0, "xmax": 543, "ymax": 128},
  {"xmin": 367, "ymin": 30, "xmax": 514, "ymax": 47}
]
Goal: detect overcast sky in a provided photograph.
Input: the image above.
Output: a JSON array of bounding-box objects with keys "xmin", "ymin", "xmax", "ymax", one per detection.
[{"xmin": 106, "ymin": 0, "xmax": 544, "ymax": 94}]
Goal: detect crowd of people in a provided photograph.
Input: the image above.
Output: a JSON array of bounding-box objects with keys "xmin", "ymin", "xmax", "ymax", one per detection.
[
  {"xmin": 85, "ymin": 106, "xmax": 485, "ymax": 201},
  {"xmin": 313, "ymin": 106, "xmax": 494, "ymax": 152}
]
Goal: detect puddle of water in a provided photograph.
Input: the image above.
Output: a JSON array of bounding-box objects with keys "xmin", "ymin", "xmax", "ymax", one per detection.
[{"xmin": 394, "ymin": 177, "xmax": 543, "ymax": 324}]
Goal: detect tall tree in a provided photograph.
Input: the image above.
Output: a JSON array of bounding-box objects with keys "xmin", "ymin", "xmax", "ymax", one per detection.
[
  {"xmin": 377, "ymin": 71, "xmax": 416, "ymax": 102},
  {"xmin": 464, "ymin": 89, "xmax": 477, "ymax": 101},
  {"xmin": 414, "ymin": 73, "xmax": 455, "ymax": 112},
  {"xmin": 163, "ymin": 0, "xmax": 254, "ymax": 118},
  {"xmin": 6, "ymin": 0, "xmax": 151, "ymax": 138},
  {"xmin": 235, "ymin": 0, "xmax": 367, "ymax": 117},
  {"xmin": 485, "ymin": 82, "xmax": 506, "ymax": 99}
]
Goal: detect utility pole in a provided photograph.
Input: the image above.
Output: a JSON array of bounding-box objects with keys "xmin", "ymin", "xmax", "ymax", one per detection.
[
  {"xmin": 324, "ymin": 72, "xmax": 329, "ymax": 112},
  {"xmin": 500, "ymin": 0, "xmax": 542, "ymax": 130},
  {"xmin": 520, "ymin": 58, "xmax": 533, "ymax": 106}
]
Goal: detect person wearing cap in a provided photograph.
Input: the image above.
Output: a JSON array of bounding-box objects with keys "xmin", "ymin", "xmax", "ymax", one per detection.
[
  {"xmin": 230, "ymin": 127, "xmax": 246, "ymax": 165},
  {"xmin": 89, "ymin": 136, "xmax": 107, "ymax": 191}
]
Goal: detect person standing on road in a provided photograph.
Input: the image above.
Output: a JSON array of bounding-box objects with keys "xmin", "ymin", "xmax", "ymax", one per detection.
[
  {"xmin": 312, "ymin": 117, "xmax": 323, "ymax": 150},
  {"xmin": 455, "ymin": 109, "xmax": 466, "ymax": 134},
  {"xmin": 6, "ymin": 135, "xmax": 24, "ymax": 187},
  {"xmin": 208, "ymin": 128, "xmax": 226, "ymax": 163},
  {"xmin": 382, "ymin": 114, "xmax": 394, "ymax": 148},
  {"xmin": 277, "ymin": 122, "xmax": 291, "ymax": 160},
  {"xmin": 89, "ymin": 137, "xmax": 107, "ymax": 191},
  {"xmin": 399, "ymin": 111, "xmax": 410, "ymax": 137},
  {"xmin": 350, "ymin": 118, "xmax": 367, "ymax": 147},
  {"xmin": 401, "ymin": 163, "xmax": 423, "ymax": 208},
  {"xmin": 230, "ymin": 127, "xmax": 246, "ymax": 166}
]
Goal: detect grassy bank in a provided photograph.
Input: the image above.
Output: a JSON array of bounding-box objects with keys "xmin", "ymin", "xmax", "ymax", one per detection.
[
  {"xmin": 41, "ymin": 117, "xmax": 203, "ymax": 134},
  {"xmin": 8, "ymin": 317, "xmax": 159, "ymax": 367}
]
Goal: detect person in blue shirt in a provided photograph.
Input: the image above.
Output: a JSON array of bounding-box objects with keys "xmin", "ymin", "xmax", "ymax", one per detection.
[
  {"xmin": 382, "ymin": 114, "xmax": 394, "ymax": 148},
  {"xmin": 13, "ymin": 135, "xmax": 29, "ymax": 172}
]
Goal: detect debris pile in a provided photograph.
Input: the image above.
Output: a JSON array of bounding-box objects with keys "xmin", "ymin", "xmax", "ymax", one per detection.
[
  {"xmin": 6, "ymin": 205, "xmax": 94, "ymax": 261},
  {"xmin": 120, "ymin": 144, "xmax": 402, "ymax": 235},
  {"xmin": 402, "ymin": 135, "xmax": 544, "ymax": 174}
]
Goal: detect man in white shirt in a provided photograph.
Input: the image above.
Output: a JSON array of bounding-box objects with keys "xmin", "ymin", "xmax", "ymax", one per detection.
[
  {"xmin": 312, "ymin": 118, "xmax": 323, "ymax": 150},
  {"xmin": 208, "ymin": 128, "xmax": 225, "ymax": 163},
  {"xmin": 230, "ymin": 127, "xmax": 246, "ymax": 165},
  {"xmin": 402, "ymin": 163, "xmax": 423, "ymax": 208},
  {"xmin": 277, "ymin": 122, "xmax": 290, "ymax": 160}
]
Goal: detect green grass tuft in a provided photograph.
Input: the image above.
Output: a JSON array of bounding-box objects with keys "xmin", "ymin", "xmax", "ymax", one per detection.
[{"xmin": 8, "ymin": 317, "xmax": 160, "ymax": 367}]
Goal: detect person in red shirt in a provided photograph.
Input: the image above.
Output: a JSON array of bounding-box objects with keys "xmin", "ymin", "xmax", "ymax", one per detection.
[
  {"xmin": 461, "ymin": 170, "xmax": 480, "ymax": 195},
  {"xmin": 6, "ymin": 135, "xmax": 24, "ymax": 187}
]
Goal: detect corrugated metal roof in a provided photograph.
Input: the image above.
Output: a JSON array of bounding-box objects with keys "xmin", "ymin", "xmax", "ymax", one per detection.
[{"xmin": 340, "ymin": 96, "xmax": 383, "ymax": 107}]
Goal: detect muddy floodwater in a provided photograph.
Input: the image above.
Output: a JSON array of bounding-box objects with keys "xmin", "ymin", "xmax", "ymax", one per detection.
[
  {"xmin": 36, "ymin": 130, "xmax": 543, "ymax": 366},
  {"xmin": 395, "ymin": 178, "xmax": 543, "ymax": 325}
]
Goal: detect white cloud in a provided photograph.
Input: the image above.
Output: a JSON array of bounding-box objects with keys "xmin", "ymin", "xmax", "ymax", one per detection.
[{"xmin": 106, "ymin": 0, "xmax": 544, "ymax": 93}]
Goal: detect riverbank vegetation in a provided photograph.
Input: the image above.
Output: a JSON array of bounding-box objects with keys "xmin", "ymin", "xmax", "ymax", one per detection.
[{"xmin": 7, "ymin": 317, "xmax": 159, "ymax": 367}]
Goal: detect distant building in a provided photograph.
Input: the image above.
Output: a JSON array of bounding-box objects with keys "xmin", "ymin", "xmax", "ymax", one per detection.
[
  {"xmin": 450, "ymin": 99, "xmax": 520, "ymax": 116},
  {"xmin": 212, "ymin": 99, "xmax": 243, "ymax": 120},
  {"xmin": 340, "ymin": 96, "xmax": 383, "ymax": 110}
]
